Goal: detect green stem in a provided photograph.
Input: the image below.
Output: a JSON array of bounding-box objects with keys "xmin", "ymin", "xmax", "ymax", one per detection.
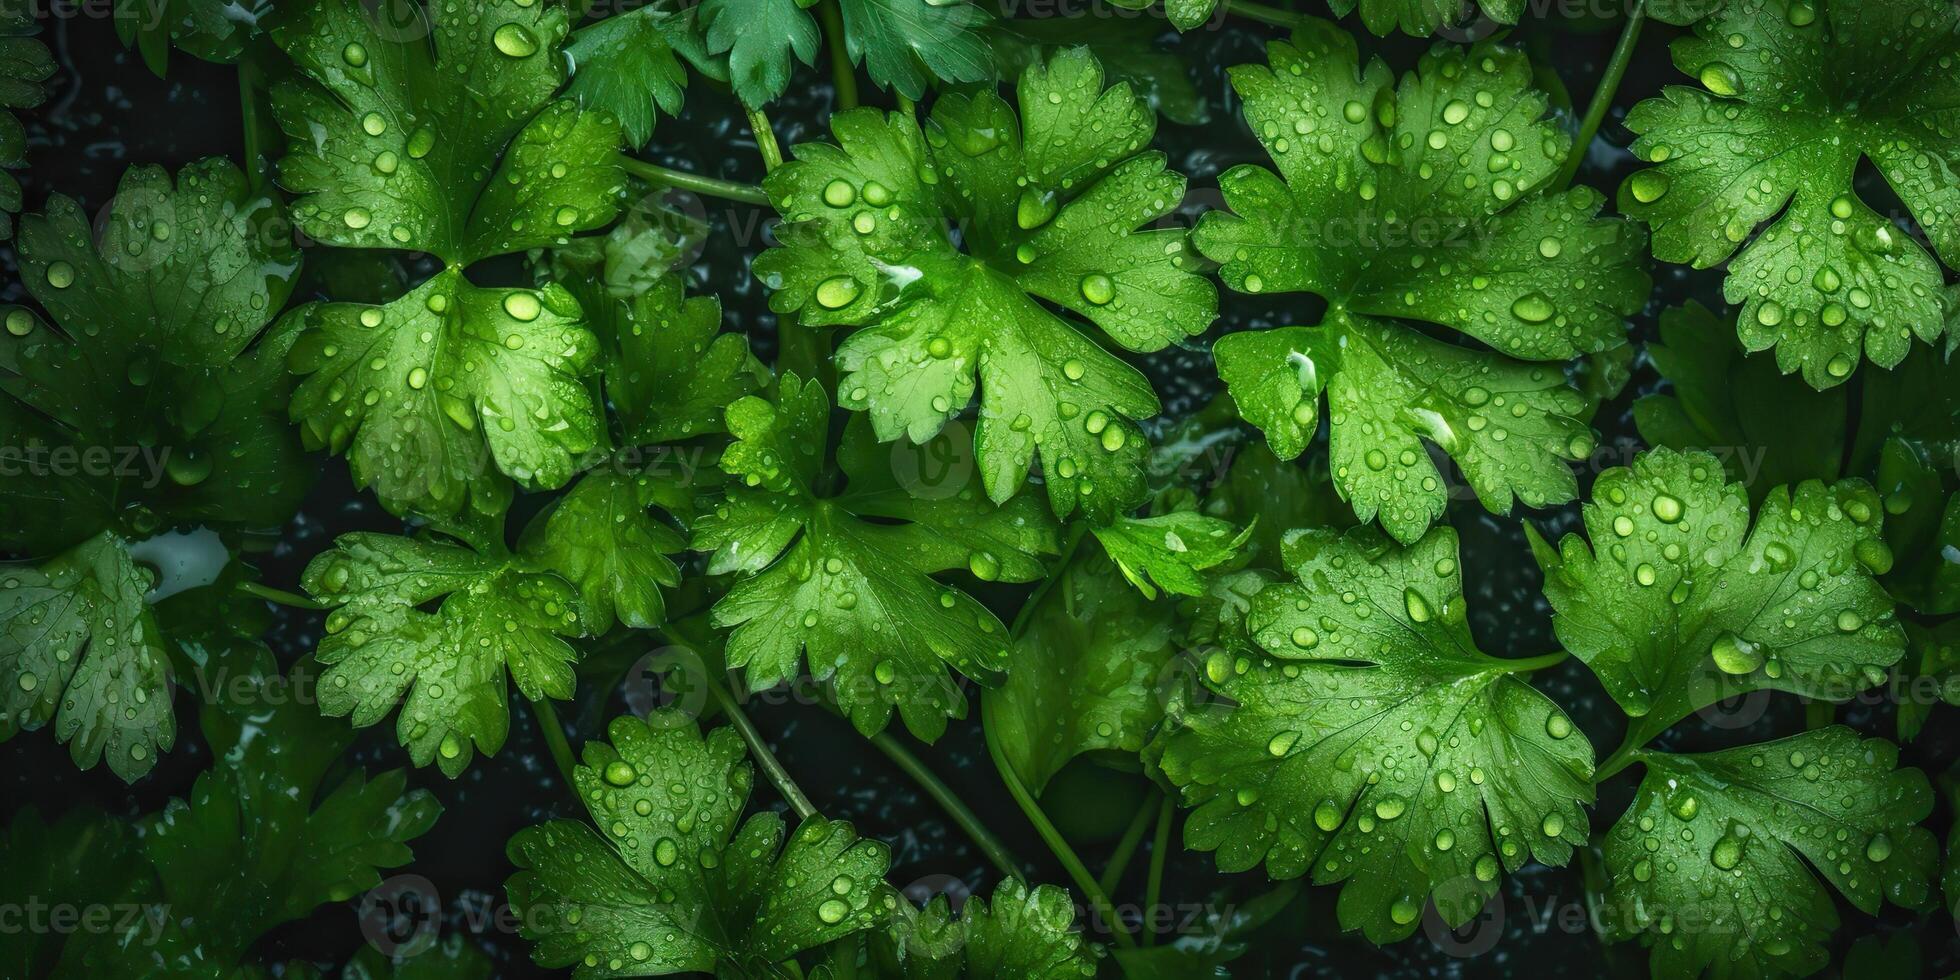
[
  {"xmin": 895, "ymin": 93, "xmax": 917, "ymax": 118},
  {"xmin": 1011, "ymin": 522, "xmax": 1090, "ymax": 637},
  {"xmin": 982, "ymin": 698, "xmax": 1137, "ymax": 948},
  {"xmin": 868, "ymin": 731, "xmax": 1027, "ymax": 882},
  {"xmin": 1554, "ymin": 0, "xmax": 1646, "ymax": 191},
  {"xmin": 1228, "ymin": 0, "xmax": 1305, "ymax": 28},
  {"xmin": 711, "ymin": 680, "xmax": 819, "ymax": 821},
  {"xmin": 238, "ymin": 59, "xmax": 269, "ymax": 189},
  {"xmin": 237, "ymin": 581, "xmax": 325, "ymax": 611},
  {"xmin": 617, "ymin": 157, "xmax": 769, "ymax": 205},
  {"xmin": 527, "ymin": 694, "xmax": 578, "ymax": 786},
  {"xmin": 818, "ymin": 0, "xmax": 859, "ymax": 111},
  {"xmin": 1496, "ymin": 651, "xmax": 1569, "ymax": 674},
  {"xmin": 747, "ymin": 106, "xmax": 785, "ymax": 173},
  {"xmin": 1595, "ymin": 734, "xmax": 1646, "ymax": 784},
  {"xmin": 1098, "ymin": 791, "xmax": 1160, "ymax": 896},
  {"xmin": 1143, "ymin": 794, "xmax": 1174, "ymax": 947},
  {"xmin": 1804, "ymin": 698, "xmax": 1836, "ymax": 730}
]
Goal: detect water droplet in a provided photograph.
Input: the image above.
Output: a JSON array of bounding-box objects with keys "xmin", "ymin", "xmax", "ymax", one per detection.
[{"xmin": 493, "ymin": 23, "xmax": 539, "ymax": 58}]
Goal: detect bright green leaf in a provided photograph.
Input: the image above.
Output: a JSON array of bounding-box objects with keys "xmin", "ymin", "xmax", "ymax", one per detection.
[
  {"xmin": 1159, "ymin": 524, "xmax": 1595, "ymax": 943},
  {"xmin": 1532, "ymin": 447, "xmax": 1905, "ymax": 750},
  {"xmin": 697, "ymin": 375, "xmax": 1058, "ymax": 741},
  {"xmin": 1619, "ymin": 0, "xmax": 1960, "ymax": 387},
  {"xmin": 837, "ymin": 0, "xmax": 995, "ymax": 100},
  {"xmin": 699, "ymin": 0, "xmax": 821, "ymax": 108},
  {"xmin": 1091, "ymin": 511, "xmax": 1251, "ymax": 599},
  {"xmin": 873, "ymin": 879, "xmax": 1103, "ymax": 978},
  {"xmin": 0, "ymin": 532, "xmax": 174, "ymax": 783},
  {"xmin": 518, "ymin": 468, "xmax": 688, "ymax": 633},
  {"xmin": 1603, "ymin": 728, "xmax": 1935, "ymax": 979},
  {"xmin": 566, "ymin": 2, "xmax": 725, "ymax": 148},
  {"xmin": 987, "ymin": 16, "xmax": 1208, "ymax": 126},
  {"xmin": 1195, "ymin": 22, "xmax": 1648, "ymax": 543},
  {"xmin": 577, "ymin": 273, "xmax": 766, "ymax": 446},
  {"xmin": 302, "ymin": 530, "xmax": 590, "ymax": 776},
  {"xmin": 507, "ymin": 712, "xmax": 895, "ymax": 978},
  {"xmin": 756, "ymin": 49, "xmax": 1215, "ymax": 522}
]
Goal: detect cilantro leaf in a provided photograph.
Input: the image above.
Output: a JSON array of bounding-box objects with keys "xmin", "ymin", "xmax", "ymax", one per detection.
[
  {"xmin": 1195, "ymin": 22, "xmax": 1649, "ymax": 543},
  {"xmin": 874, "ymin": 879, "xmax": 1104, "ymax": 978},
  {"xmin": 697, "ymin": 375, "xmax": 1059, "ymax": 740},
  {"xmin": 1634, "ymin": 302, "xmax": 1848, "ymax": 500},
  {"xmin": 837, "ymin": 0, "xmax": 995, "ymax": 101},
  {"xmin": 566, "ymin": 2, "xmax": 726, "ymax": 148},
  {"xmin": 272, "ymin": 0, "xmax": 625, "ymax": 520},
  {"xmin": 302, "ymin": 530, "xmax": 590, "ymax": 776},
  {"xmin": 1158, "ymin": 524, "xmax": 1594, "ymax": 942},
  {"xmin": 987, "ymin": 16, "xmax": 1208, "ymax": 126},
  {"xmin": 985, "ymin": 546, "xmax": 1179, "ymax": 795},
  {"xmin": 1619, "ymin": 0, "xmax": 1960, "ymax": 387},
  {"xmin": 1604, "ymin": 728, "xmax": 1936, "ymax": 979},
  {"xmin": 143, "ymin": 660, "xmax": 441, "ymax": 970},
  {"xmin": 2, "ymin": 159, "xmax": 310, "ymax": 555},
  {"xmin": 518, "ymin": 468, "xmax": 688, "ymax": 634},
  {"xmin": 756, "ymin": 48, "xmax": 1216, "ymax": 522},
  {"xmin": 699, "ymin": 0, "xmax": 821, "ymax": 108},
  {"xmin": 577, "ymin": 273, "xmax": 766, "ymax": 446},
  {"xmin": 0, "ymin": 7, "xmax": 51, "ymax": 240},
  {"xmin": 0, "ymin": 535, "xmax": 172, "ymax": 782},
  {"xmin": 1091, "ymin": 511, "xmax": 1251, "ymax": 600},
  {"xmin": 1530, "ymin": 447, "xmax": 1905, "ymax": 751},
  {"xmin": 507, "ymin": 711, "xmax": 895, "ymax": 978}
]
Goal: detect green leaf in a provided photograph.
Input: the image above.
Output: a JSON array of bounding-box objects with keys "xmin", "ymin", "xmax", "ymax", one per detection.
[
  {"xmin": 874, "ymin": 879, "xmax": 1103, "ymax": 979},
  {"xmin": 1634, "ymin": 302, "xmax": 1848, "ymax": 501},
  {"xmin": 1532, "ymin": 447, "xmax": 1905, "ymax": 750},
  {"xmin": 579, "ymin": 273, "xmax": 766, "ymax": 445},
  {"xmin": 697, "ymin": 375, "xmax": 1059, "ymax": 740},
  {"xmin": 837, "ymin": 0, "xmax": 995, "ymax": 101},
  {"xmin": 271, "ymin": 0, "xmax": 624, "ymax": 265},
  {"xmin": 1, "ymin": 159, "xmax": 310, "ymax": 555},
  {"xmin": 0, "ymin": 532, "xmax": 175, "ymax": 782},
  {"xmin": 987, "ymin": 16, "xmax": 1208, "ymax": 126},
  {"xmin": 756, "ymin": 48, "xmax": 1216, "ymax": 522},
  {"xmin": 301, "ymin": 530, "xmax": 590, "ymax": 776},
  {"xmin": 1870, "ymin": 436, "xmax": 1960, "ymax": 615},
  {"xmin": 1158, "ymin": 525, "xmax": 1595, "ymax": 942},
  {"xmin": 699, "ymin": 0, "xmax": 821, "ymax": 108},
  {"xmin": 113, "ymin": 0, "xmax": 269, "ymax": 71},
  {"xmin": 1603, "ymin": 728, "xmax": 1936, "ymax": 979},
  {"xmin": 506, "ymin": 711, "xmax": 895, "ymax": 978},
  {"xmin": 1090, "ymin": 511, "xmax": 1251, "ymax": 599},
  {"xmin": 144, "ymin": 661, "xmax": 441, "ymax": 970},
  {"xmin": 518, "ymin": 468, "xmax": 688, "ymax": 634},
  {"xmin": 1619, "ymin": 0, "xmax": 1959, "ymax": 387},
  {"xmin": 1325, "ymin": 0, "xmax": 1525, "ymax": 37},
  {"xmin": 986, "ymin": 547, "xmax": 1178, "ymax": 795},
  {"xmin": 0, "ymin": 7, "xmax": 51, "ymax": 239},
  {"xmin": 0, "ymin": 807, "xmax": 155, "ymax": 977},
  {"xmin": 286, "ymin": 270, "xmax": 603, "ymax": 522},
  {"xmin": 566, "ymin": 2, "xmax": 725, "ymax": 148},
  {"xmin": 1194, "ymin": 22, "xmax": 1649, "ymax": 543}
]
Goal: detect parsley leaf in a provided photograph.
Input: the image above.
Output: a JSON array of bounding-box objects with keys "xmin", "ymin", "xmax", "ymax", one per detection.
[
  {"xmin": 1619, "ymin": 0, "xmax": 1960, "ymax": 387},
  {"xmin": 566, "ymin": 2, "xmax": 726, "ymax": 148},
  {"xmin": 0, "ymin": 532, "xmax": 173, "ymax": 782},
  {"xmin": 875, "ymin": 879, "xmax": 1104, "ymax": 977},
  {"xmin": 506, "ymin": 711, "xmax": 895, "ymax": 978},
  {"xmin": 577, "ymin": 273, "xmax": 767, "ymax": 446},
  {"xmin": 302, "ymin": 530, "xmax": 590, "ymax": 776},
  {"xmin": 757, "ymin": 48, "xmax": 1216, "ymax": 522},
  {"xmin": 0, "ymin": 7, "xmax": 50, "ymax": 240},
  {"xmin": 1091, "ymin": 511, "xmax": 1252, "ymax": 600},
  {"xmin": 1604, "ymin": 728, "xmax": 1935, "ymax": 979},
  {"xmin": 697, "ymin": 375, "xmax": 1059, "ymax": 740},
  {"xmin": 700, "ymin": 0, "xmax": 821, "ymax": 108},
  {"xmin": 985, "ymin": 546, "xmax": 1178, "ymax": 794},
  {"xmin": 1530, "ymin": 447, "xmax": 1905, "ymax": 751},
  {"xmin": 272, "ymin": 0, "xmax": 625, "ymax": 520},
  {"xmin": 1326, "ymin": 0, "xmax": 1523, "ymax": 37},
  {"xmin": 1159, "ymin": 524, "xmax": 1594, "ymax": 942},
  {"xmin": 837, "ymin": 0, "xmax": 995, "ymax": 101},
  {"xmin": 988, "ymin": 16, "xmax": 1208, "ymax": 126},
  {"xmin": 1195, "ymin": 22, "xmax": 1649, "ymax": 543},
  {"xmin": 518, "ymin": 468, "xmax": 689, "ymax": 634},
  {"xmin": 2, "ymin": 159, "xmax": 310, "ymax": 555}
]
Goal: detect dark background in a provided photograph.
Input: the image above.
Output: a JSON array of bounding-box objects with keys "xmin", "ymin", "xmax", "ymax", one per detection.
[{"xmin": 3, "ymin": 2, "xmax": 1955, "ymax": 977}]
